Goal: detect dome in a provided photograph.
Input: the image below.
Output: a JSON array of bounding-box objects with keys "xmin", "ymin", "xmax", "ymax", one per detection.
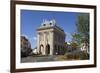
[{"xmin": 41, "ymin": 19, "xmax": 56, "ymax": 26}]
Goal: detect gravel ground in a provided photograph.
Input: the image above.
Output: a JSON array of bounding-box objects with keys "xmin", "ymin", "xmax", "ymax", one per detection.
[{"xmin": 21, "ymin": 55, "xmax": 59, "ymax": 63}]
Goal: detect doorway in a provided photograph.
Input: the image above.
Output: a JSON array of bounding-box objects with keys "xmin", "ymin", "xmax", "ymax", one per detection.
[{"xmin": 46, "ymin": 44, "xmax": 50, "ymax": 55}]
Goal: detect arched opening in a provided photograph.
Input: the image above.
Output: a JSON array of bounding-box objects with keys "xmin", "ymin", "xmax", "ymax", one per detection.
[
  {"xmin": 46, "ymin": 44, "xmax": 50, "ymax": 55},
  {"xmin": 39, "ymin": 44, "xmax": 44, "ymax": 54}
]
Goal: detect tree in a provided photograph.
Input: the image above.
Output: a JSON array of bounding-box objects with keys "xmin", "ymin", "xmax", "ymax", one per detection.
[
  {"xmin": 76, "ymin": 14, "xmax": 89, "ymax": 34},
  {"xmin": 72, "ymin": 13, "xmax": 89, "ymax": 44},
  {"xmin": 70, "ymin": 42, "xmax": 78, "ymax": 50},
  {"xmin": 72, "ymin": 33, "xmax": 82, "ymax": 45}
]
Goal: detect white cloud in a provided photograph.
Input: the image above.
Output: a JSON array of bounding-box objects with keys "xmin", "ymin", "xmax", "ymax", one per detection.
[
  {"xmin": 65, "ymin": 32, "xmax": 72, "ymax": 42},
  {"xmin": 33, "ymin": 36, "xmax": 37, "ymax": 41},
  {"xmin": 65, "ymin": 32, "xmax": 71, "ymax": 36}
]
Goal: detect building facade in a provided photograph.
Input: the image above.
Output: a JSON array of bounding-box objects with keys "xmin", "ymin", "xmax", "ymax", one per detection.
[
  {"xmin": 36, "ymin": 19, "xmax": 66, "ymax": 55},
  {"xmin": 21, "ymin": 36, "xmax": 32, "ymax": 57}
]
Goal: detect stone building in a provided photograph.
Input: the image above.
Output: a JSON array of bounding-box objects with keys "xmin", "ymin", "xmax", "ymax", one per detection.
[
  {"xmin": 21, "ymin": 36, "xmax": 32, "ymax": 57},
  {"xmin": 36, "ymin": 19, "xmax": 66, "ymax": 55}
]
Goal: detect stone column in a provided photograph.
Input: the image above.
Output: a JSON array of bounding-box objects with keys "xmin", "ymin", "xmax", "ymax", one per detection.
[
  {"xmin": 50, "ymin": 31, "xmax": 54, "ymax": 55},
  {"xmin": 43, "ymin": 32, "xmax": 46, "ymax": 55},
  {"xmin": 37, "ymin": 33, "xmax": 40, "ymax": 54}
]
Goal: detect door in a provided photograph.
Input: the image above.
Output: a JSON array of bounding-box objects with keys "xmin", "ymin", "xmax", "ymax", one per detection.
[{"xmin": 46, "ymin": 44, "xmax": 50, "ymax": 55}]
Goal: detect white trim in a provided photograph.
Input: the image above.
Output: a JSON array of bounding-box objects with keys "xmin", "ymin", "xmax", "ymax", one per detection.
[{"xmin": 16, "ymin": 4, "xmax": 95, "ymax": 69}]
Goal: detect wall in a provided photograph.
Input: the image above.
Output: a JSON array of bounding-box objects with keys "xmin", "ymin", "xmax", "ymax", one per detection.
[{"xmin": 0, "ymin": 0, "xmax": 100, "ymax": 73}]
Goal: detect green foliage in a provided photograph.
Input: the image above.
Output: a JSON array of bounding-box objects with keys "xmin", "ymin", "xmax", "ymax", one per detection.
[
  {"xmin": 56, "ymin": 54, "xmax": 80, "ymax": 60},
  {"xmin": 72, "ymin": 13, "xmax": 89, "ymax": 44},
  {"xmin": 79, "ymin": 52, "xmax": 89, "ymax": 60},
  {"xmin": 56, "ymin": 51, "xmax": 89, "ymax": 61},
  {"xmin": 76, "ymin": 14, "xmax": 89, "ymax": 35},
  {"xmin": 70, "ymin": 42, "xmax": 78, "ymax": 50},
  {"xmin": 72, "ymin": 33, "xmax": 82, "ymax": 45},
  {"xmin": 64, "ymin": 42, "xmax": 68, "ymax": 45}
]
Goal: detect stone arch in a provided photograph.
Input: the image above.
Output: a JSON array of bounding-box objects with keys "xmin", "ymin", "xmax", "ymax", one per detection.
[{"xmin": 46, "ymin": 44, "xmax": 50, "ymax": 55}]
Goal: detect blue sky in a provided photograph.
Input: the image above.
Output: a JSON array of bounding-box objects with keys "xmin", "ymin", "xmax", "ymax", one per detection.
[{"xmin": 21, "ymin": 9, "xmax": 80, "ymax": 49}]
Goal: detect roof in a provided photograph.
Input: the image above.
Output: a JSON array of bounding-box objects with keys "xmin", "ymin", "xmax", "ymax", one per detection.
[{"xmin": 37, "ymin": 19, "xmax": 65, "ymax": 34}]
